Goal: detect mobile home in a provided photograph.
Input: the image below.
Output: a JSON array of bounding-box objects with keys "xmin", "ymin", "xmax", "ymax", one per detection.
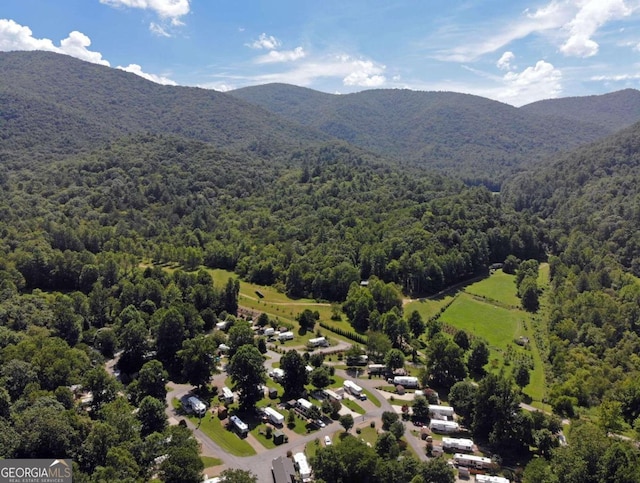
[
  {"xmin": 230, "ymin": 415, "xmax": 248, "ymax": 436},
  {"xmin": 278, "ymin": 331, "xmax": 294, "ymax": 341},
  {"xmin": 429, "ymin": 419, "xmax": 460, "ymax": 433},
  {"xmin": 429, "ymin": 404, "xmax": 455, "ymax": 419},
  {"xmin": 323, "ymin": 389, "xmax": 342, "ymax": 402},
  {"xmin": 368, "ymin": 364, "xmax": 387, "ymax": 375},
  {"xmin": 343, "ymin": 380, "xmax": 363, "ymax": 396},
  {"xmin": 453, "ymin": 453, "xmax": 493, "ymax": 470},
  {"xmin": 442, "ymin": 437, "xmax": 474, "ymax": 452},
  {"xmin": 264, "ymin": 407, "xmax": 285, "ymax": 426},
  {"xmin": 293, "ymin": 452, "xmax": 312, "ymax": 482},
  {"xmin": 392, "ymin": 376, "xmax": 419, "ymax": 388},
  {"xmin": 308, "ymin": 337, "xmax": 328, "ymax": 347},
  {"xmin": 296, "ymin": 398, "xmax": 314, "ymax": 415},
  {"xmin": 221, "ymin": 386, "xmax": 234, "ymax": 404},
  {"xmin": 186, "ymin": 396, "xmax": 206, "ymax": 416}
]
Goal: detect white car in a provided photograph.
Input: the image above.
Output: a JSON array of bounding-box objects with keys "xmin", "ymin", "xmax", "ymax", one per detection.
[{"xmin": 324, "ymin": 435, "xmax": 332, "ymax": 446}]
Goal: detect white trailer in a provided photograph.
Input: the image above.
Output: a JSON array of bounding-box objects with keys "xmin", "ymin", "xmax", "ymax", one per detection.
[
  {"xmin": 278, "ymin": 331, "xmax": 294, "ymax": 341},
  {"xmin": 221, "ymin": 386, "xmax": 234, "ymax": 404},
  {"xmin": 308, "ymin": 337, "xmax": 328, "ymax": 347},
  {"xmin": 476, "ymin": 475, "xmax": 510, "ymax": 483},
  {"xmin": 186, "ymin": 396, "xmax": 206, "ymax": 416},
  {"xmin": 442, "ymin": 437, "xmax": 474, "ymax": 452},
  {"xmin": 453, "ymin": 453, "xmax": 493, "ymax": 470},
  {"xmin": 230, "ymin": 415, "xmax": 248, "ymax": 435},
  {"xmin": 429, "ymin": 419, "xmax": 460, "ymax": 433},
  {"xmin": 429, "ymin": 404, "xmax": 455, "ymax": 419},
  {"xmin": 392, "ymin": 376, "xmax": 419, "ymax": 388},
  {"xmin": 293, "ymin": 452, "xmax": 312, "ymax": 482},
  {"xmin": 323, "ymin": 389, "xmax": 342, "ymax": 402},
  {"xmin": 269, "ymin": 368, "xmax": 285, "ymax": 381},
  {"xmin": 368, "ymin": 364, "xmax": 387, "ymax": 375},
  {"xmin": 264, "ymin": 327, "xmax": 275, "ymax": 336},
  {"xmin": 296, "ymin": 398, "xmax": 314, "ymax": 415},
  {"xmin": 343, "ymin": 380, "xmax": 363, "ymax": 396},
  {"xmin": 264, "ymin": 407, "xmax": 285, "ymax": 426}
]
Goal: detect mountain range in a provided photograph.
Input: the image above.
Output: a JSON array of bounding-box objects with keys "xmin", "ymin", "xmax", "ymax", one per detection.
[{"xmin": 3, "ymin": 51, "xmax": 640, "ymax": 189}]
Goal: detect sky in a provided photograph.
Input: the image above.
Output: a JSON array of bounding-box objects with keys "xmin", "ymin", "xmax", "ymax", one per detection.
[{"xmin": 2, "ymin": 0, "xmax": 640, "ymax": 106}]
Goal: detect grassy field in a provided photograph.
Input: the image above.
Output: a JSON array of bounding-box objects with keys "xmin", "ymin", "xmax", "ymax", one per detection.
[
  {"xmin": 342, "ymin": 398, "xmax": 366, "ymax": 414},
  {"xmin": 434, "ymin": 268, "xmax": 547, "ymax": 404},
  {"xmin": 464, "ymin": 269, "xmax": 521, "ymax": 307},
  {"xmin": 201, "ymin": 456, "xmax": 223, "ymax": 468},
  {"xmin": 404, "ymin": 294, "xmax": 455, "ymax": 321},
  {"xmin": 189, "ymin": 413, "xmax": 256, "ymax": 457}
]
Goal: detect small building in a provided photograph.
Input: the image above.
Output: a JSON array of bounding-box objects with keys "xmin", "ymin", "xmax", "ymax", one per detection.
[
  {"xmin": 429, "ymin": 419, "xmax": 460, "ymax": 434},
  {"xmin": 264, "ymin": 407, "xmax": 285, "ymax": 426},
  {"xmin": 308, "ymin": 336, "xmax": 328, "ymax": 347},
  {"xmin": 186, "ymin": 396, "xmax": 206, "ymax": 416},
  {"xmin": 230, "ymin": 415, "xmax": 248, "ymax": 436},
  {"xmin": 305, "ymin": 365, "xmax": 314, "ymax": 373},
  {"xmin": 221, "ymin": 386, "xmax": 234, "ymax": 404},
  {"xmin": 273, "ymin": 430, "xmax": 288, "ymax": 446},
  {"xmin": 268, "ymin": 387, "xmax": 278, "ymax": 399},
  {"xmin": 272, "ymin": 456, "xmax": 296, "ymax": 483},
  {"xmin": 442, "ymin": 437, "xmax": 474, "ymax": 452},
  {"xmin": 392, "ymin": 376, "xmax": 419, "ymax": 388},
  {"xmin": 429, "ymin": 404, "xmax": 455, "ymax": 419},
  {"xmin": 453, "ymin": 453, "xmax": 493, "ymax": 470},
  {"xmin": 343, "ymin": 380, "xmax": 363, "ymax": 396},
  {"xmin": 293, "ymin": 452, "xmax": 312, "ymax": 482}
]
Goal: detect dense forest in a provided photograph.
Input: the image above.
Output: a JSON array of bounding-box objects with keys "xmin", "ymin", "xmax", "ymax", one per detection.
[{"xmin": 1, "ymin": 50, "xmax": 640, "ymax": 481}]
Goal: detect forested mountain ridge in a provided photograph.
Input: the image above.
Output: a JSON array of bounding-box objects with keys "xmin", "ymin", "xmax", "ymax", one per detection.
[
  {"xmin": 0, "ymin": 51, "xmax": 329, "ymax": 164},
  {"xmin": 230, "ymin": 83, "xmax": 635, "ymax": 187},
  {"xmin": 521, "ymin": 88, "xmax": 640, "ymax": 133},
  {"xmin": 503, "ymin": 120, "xmax": 640, "ymax": 275}
]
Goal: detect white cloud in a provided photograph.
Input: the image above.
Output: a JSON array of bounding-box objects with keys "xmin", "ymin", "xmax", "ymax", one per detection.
[
  {"xmin": 342, "ymin": 58, "xmax": 387, "ymax": 86},
  {"xmin": 100, "ymin": 0, "xmax": 190, "ymax": 23},
  {"xmin": 0, "ymin": 19, "xmax": 110, "ymax": 66},
  {"xmin": 248, "ymin": 33, "xmax": 281, "ymax": 50},
  {"xmin": 500, "ymin": 60, "xmax": 562, "ymax": 105},
  {"xmin": 497, "ymin": 51, "xmax": 515, "ymax": 70},
  {"xmin": 117, "ymin": 63, "xmax": 177, "ymax": 85},
  {"xmin": 256, "ymin": 47, "xmax": 306, "ymax": 64},
  {"xmin": 149, "ymin": 22, "xmax": 171, "ymax": 37},
  {"xmin": 560, "ymin": 0, "xmax": 634, "ymax": 57}
]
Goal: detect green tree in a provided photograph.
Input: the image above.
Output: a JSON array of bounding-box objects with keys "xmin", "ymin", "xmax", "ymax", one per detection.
[
  {"xmin": 375, "ymin": 432, "xmax": 400, "ymax": 459},
  {"xmin": 280, "ymin": 350, "xmax": 308, "ymax": 397},
  {"xmin": 418, "ymin": 457, "xmax": 455, "ymax": 483},
  {"xmin": 453, "ymin": 330, "xmax": 470, "ymax": 351},
  {"xmin": 448, "ymin": 381, "xmax": 478, "ymax": 423},
  {"xmin": 218, "ymin": 468, "xmax": 258, "ymax": 483},
  {"xmin": 228, "ymin": 344, "xmax": 266, "ymax": 412},
  {"xmin": 310, "ymin": 366, "xmax": 332, "ymax": 390},
  {"xmin": 367, "ymin": 331, "xmax": 392, "ymax": 363},
  {"xmin": 339, "ymin": 413, "xmax": 354, "ymax": 432},
  {"xmin": 227, "ymin": 320, "xmax": 255, "ymax": 356},
  {"xmin": 178, "ymin": 335, "xmax": 218, "ymax": 390},
  {"xmin": 407, "ymin": 310, "xmax": 425, "ymax": 338},
  {"xmin": 426, "ymin": 333, "xmax": 467, "ymax": 387},
  {"xmin": 138, "ymin": 396, "xmax": 168, "ymax": 436},
  {"xmin": 384, "ymin": 348, "xmax": 405, "ymax": 372},
  {"xmin": 389, "ymin": 420, "xmax": 405, "ymax": 440},
  {"xmin": 117, "ymin": 318, "xmax": 149, "ymax": 374},
  {"xmin": 223, "ymin": 278, "xmax": 240, "ymax": 316},
  {"xmin": 514, "ymin": 363, "xmax": 531, "ymax": 389},
  {"xmin": 297, "ymin": 309, "xmax": 320, "ymax": 332},
  {"xmin": 94, "ymin": 328, "xmax": 117, "ymax": 358},
  {"xmin": 84, "ymin": 366, "xmax": 120, "ymax": 412},
  {"xmin": 467, "ymin": 339, "xmax": 490, "ymax": 377},
  {"xmin": 156, "ymin": 308, "xmax": 186, "ymax": 365},
  {"xmin": 412, "ymin": 395, "xmax": 430, "ymax": 422},
  {"xmin": 134, "ymin": 359, "xmax": 168, "ymax": 403},
  {"xmin": 382, "ymin": 411, "xmax": 399, "ymax": 431}
]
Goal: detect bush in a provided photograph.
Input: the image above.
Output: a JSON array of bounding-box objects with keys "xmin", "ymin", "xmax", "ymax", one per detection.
[
  {"xmin": 356, "ymin": 427, "xmax": 361, "ymax": 434},
  {"xmin": 265, "ymin": 426, "xmax": 273, "ymax": 438},
  {"xmin": 370, "ymin": 421, "xmax": 375, "ymax": 428}
]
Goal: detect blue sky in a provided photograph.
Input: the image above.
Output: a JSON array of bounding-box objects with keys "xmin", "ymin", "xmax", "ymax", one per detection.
[{"xmin": 1, "ymin": 0, "xmax": 640, "ymax": 106}]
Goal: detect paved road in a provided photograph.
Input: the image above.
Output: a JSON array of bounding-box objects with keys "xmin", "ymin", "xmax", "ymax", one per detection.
[{"xmin": 166, "ymin": 366, "xmax": 428, "ymax": 482}]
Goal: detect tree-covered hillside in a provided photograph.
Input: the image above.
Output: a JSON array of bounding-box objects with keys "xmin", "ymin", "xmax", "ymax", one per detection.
[
  {"xmin": 0, "ymin": 51, "xmax": 328, "ymax": 164},
  {"xmin": 231, "ymin": 83, "xmax": 625, "ymax": 187},
  {"xmin": 521, "ymin": 88, "xmax": 640, "ymax": 133}
]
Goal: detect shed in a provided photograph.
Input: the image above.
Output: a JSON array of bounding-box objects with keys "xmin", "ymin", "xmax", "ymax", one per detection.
[
  {"xmin": 268, "ymin": 387, "xmax": 278, "ymax": 399},
  {"xmin": 273, "ymin": 429, "xmax": 288, "ymax": 445}
]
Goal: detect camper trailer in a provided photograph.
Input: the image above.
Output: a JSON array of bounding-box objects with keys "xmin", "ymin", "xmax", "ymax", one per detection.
[
  {"xmin": 293, "ymin": 452, "xmax": 312, "ymax": 482},
  {"xmin": 343, "ymin": 380, "xmax": 363, "ymax": 396},
  {"xmin": 429, "ymin": 404, "xmax": 455, "ymax": 419},
  {"xmin": 230, "ymin": 415, "xmax": 248, "ymax": 436},
  {"xmin": 476, "ymin": 475, "xmax": 510, "ymax": 483},
  {"xmin": 221, "ymin": 386, "xmax": 234, "ymax": 404},
  {"xmin": 278, "ymin": 331, "xmax": 294, "ymax": 341},
  {"xmin": 368, "ymin": 364, "xmax": 387, "ymax": 376},
  {"xmin": 308, "ymin": 337, "xmax": 328, "ymax": 347},
  {"xmin": 186, "ymin": 396, "xmax": 206, "ymax": 416},
  {"xmin": 264, "ymin": 407, "xmax": 285, "ymax": 426},
  {"xmin": 442, "ymin": 437, "xmax": 474, "ymax": 452},
  {"xmin": 429, "ymin": 419, "xmax": 460, "ymax": 433},
  {"xmin": 453, "ymin": 453, "xmax": 493, "ymax": 470},
  {"xmin": 392, "ymin": 376, "xmax": 419, "ymax": 388}
]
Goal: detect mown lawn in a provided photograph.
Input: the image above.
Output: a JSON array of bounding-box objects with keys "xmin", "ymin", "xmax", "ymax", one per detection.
[
  {"xmin": 342, "ymin": 398, "xmax": 365, "ymax": 414},
  {"xmin": 188, "ymin": 414, "xmax": 256, "ymax": 457},
  {"xmin": 404, "ymin": 295, "xmax": 455, "ymax": 322},
  {"xmin": 201, "ymin": 456, "xmax": 223, "ymax": 468},
  {"xmin": 464, "ymin": 269, "xmax": 520, "ymax": 307}
]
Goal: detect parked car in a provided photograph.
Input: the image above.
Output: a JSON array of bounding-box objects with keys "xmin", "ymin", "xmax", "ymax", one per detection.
[{"xmin": 324, "ymin": 435, "xmax": 332, "ymax": 446}]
